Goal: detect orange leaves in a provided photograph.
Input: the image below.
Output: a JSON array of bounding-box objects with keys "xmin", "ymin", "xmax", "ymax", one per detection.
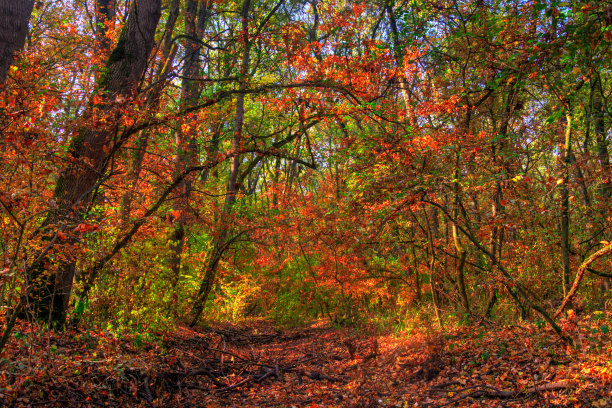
[
  {"xmin": 74, "ymin": 223, "xmax": 99, "ymax": 233},
  {"xmin": 351, "ymin": 2, "xmax": 367, "ymax": 19},
  {"xmin": 168, "ymin": 210, "xmax": 181, "ymax": 222},
  {"xmin": 416, "ymin": 94, "xmax": 461, "ymax": 117}
]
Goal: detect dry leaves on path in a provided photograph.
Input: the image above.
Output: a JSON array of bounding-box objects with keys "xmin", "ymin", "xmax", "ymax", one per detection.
[{"xmin": 1, "ymin": 314, "xmax": 611, "ymax": 407}]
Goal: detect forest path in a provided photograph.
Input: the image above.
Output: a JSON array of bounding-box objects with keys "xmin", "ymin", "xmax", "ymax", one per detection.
[{"xmin": 1, "ymin": 317, "xmax": 611, "ymax": 407}]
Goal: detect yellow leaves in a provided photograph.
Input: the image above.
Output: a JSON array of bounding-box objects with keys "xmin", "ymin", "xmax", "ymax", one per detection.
[{"xmin": 181, "ymin": 124, "xmax": 191, "ymax": 134}]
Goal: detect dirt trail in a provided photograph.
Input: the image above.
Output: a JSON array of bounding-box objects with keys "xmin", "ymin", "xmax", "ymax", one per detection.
[{"xmin": 1, "ymin": 318, "xmax": 611, "ymax": 407}]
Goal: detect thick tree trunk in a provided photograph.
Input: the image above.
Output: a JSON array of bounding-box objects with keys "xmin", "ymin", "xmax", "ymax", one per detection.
[
  {"xmin": 0, "ymin": 0, "xmax": 34, "ymax": 84},
  {"xmin": 27, "ymin": 0, "xmax": 161, "ymax": 326}
]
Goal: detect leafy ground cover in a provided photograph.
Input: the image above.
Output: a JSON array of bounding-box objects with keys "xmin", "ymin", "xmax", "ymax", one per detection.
[{"xmin": 2, "ymin": 312, "xmax": 611, "ymax": 407}]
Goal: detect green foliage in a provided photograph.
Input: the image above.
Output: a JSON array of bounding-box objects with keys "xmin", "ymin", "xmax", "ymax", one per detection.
[
  {"xmin": 270, "ymin": 291, "xmax": 309, "ymax": 327},
  {"xmin": 73, "ymin": 236, "xmax": 178, "ymax": 336}
]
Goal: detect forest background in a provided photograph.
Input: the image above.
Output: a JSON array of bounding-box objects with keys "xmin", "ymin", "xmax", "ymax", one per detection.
[{"xmin": 0, "ymin": 0, "xmax": 611, "ymax": 366}]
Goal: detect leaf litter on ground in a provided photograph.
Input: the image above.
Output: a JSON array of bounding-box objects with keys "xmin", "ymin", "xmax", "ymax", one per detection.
[{"xmin": 1, "ymin": 312, "xmax": 611, "ymax": 407}]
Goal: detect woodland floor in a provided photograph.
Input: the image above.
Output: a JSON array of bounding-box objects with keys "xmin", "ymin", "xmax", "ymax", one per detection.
[{"xmin": 1, "ymin": 313, "xmax": 612, "ymax": 407}]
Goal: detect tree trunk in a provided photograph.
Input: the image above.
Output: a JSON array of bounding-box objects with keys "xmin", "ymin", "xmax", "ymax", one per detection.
[
  {"xmin": 190, "ymin": 0, "xmax": 251, "ymax": 326},
  {"xmin": 453, "ymin": 227, "xmax": 469, "ymax": 313},
  {"xmin": 190, "ymin": 228, "xmax": 230, "ymax": 326},
  {"xmin": 488, "ymin": 84, "xmax": 518, "ymax": 315},
  {"xmin": 410, "ymin": 235, "xmax": 421, "ymax": 301},
  {"xmin": 592, "ymin": 77, "xmax": 610, "ymax": 292},
  {"xmin": 385, "ymin": 0, "xmax": 416, "ymax": 126},
  {"xmin": 0, "ymin": 0, "xmax": 34, "ymax": 84},
  {"xmin": 27, "ymin": 0, "xmax": 161, "ymax": 327},
  {"xmin": 425, "ymin": 210, "xmax": 443, "ymax": 329},
  {"xmin": 593, "ymin": 77, "xmax": 611, "ymax": 201},
  {"xmin": 560, "ymin": 114, "xmax": 572, "ymax": 295},
  {"xmin": 168, "ymin": 0, "xmax": 211, "ymax": 292},
  {"xmin": 452, "ymin": 160, "xmax": 470, "ymax": 314},
  {"xmin": 119, "ymin": 0, "xmax": 180, "ymax": 225}
]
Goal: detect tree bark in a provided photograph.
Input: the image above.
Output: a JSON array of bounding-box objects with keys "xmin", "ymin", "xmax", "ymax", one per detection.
[
  {"xmin": 168, "ymin": 0, "xmax": 211, "ymax": 291},
  {"xmin": 119, "ymin": 0, "xmax": 180, "ymax": 225},
  {"xmin": 424, "ymin": 210, "xmax": 443, "ymax": 329},
  {"xmin": 555, "ymin": 242, "xmax": 612, "ymax": 319},
  {"xmin": 190, "ymin": 0, "xmax": 251, "ymax": 326},
  {"xmin": 27, "ymin": 0, "xmax": 161, "ymax": 326},
  {"xmin": 593, "ymin": 77, "xmax": 611, "ymax": 201},
  {"xmin": 0, "ymin": 0, "xmax": 34, "ymax": 84},
  {"xmin": 385, "ymin": 0, "xmax": 416, "ymax": 126},
  {"xmin": 452, "ymin": 161, "xmax": 470, "ymax": 314},
  {"xmin": 560, "ymin": 114, "xmax": 572, "ymax": 295},
  {"xmin": 591, "ymin": 76, "xmax": 611, "ymax": 292},
  {"xmin": 487, "ymin": 83, "xmax": 518, "ymax": 316}
]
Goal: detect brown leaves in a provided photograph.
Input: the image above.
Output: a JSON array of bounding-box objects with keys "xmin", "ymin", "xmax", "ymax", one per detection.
[{"xmin": 3, "ymin": 316, "xmax": 612, "ymax": 407}]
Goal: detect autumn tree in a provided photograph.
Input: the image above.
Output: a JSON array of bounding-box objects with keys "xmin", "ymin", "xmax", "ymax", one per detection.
[{"xmin": 25, "ymin": 0, "xmax": 162, "ymax": 326}]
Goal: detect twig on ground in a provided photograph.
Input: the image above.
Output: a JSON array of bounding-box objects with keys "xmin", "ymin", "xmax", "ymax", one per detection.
[{"xmin": 430, "ymin": 380, "xmax": 569, "ymax": 406}]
